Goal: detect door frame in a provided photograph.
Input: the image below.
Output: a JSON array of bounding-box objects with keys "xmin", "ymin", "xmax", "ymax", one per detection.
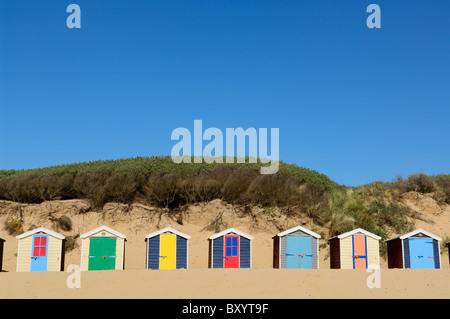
[
  {"xmin": 159, "ymin": 234, "xmax": 177, "ymax": 270},
  {"xmin": 286, "ymin": 235, "xmax": 313, "ymax": 269},
  {"xmin": 88, "ymin": 236, "xmax": 117, "ymax": 271},
  {"xmin": 224, "ymin": 235, "xmax": 239, "ymax": 268},
  {"xmin": 352, "ymin": 235, "xmax": 368, "ymax": 269},
  {"xmin": 409, "ymin": 237, "xmax": 435, "ymax": 269},
  {"xmin": 30, "ymin": 234, "xmax": 49, "ymax": 272}
]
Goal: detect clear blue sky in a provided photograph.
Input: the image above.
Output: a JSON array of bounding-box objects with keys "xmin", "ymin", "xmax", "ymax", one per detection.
[{"xmin": 1, "ymin": 1, "xmax": 449, "ymax": 186}]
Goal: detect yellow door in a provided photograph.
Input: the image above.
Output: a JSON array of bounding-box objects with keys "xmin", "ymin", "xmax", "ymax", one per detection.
[{"xmin": 160, "ymin": 234, "xmax": 176, "ymax": 269}]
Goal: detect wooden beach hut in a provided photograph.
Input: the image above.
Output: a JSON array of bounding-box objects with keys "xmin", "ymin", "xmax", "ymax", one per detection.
[
  {"xmin": 273, "ymin": 226, "xmax": 321, "ymax": 269},
  {"xmin": 80, "ymin": 226, "xmax": 126, "ymax": 271},
  {"xmin": 386, "ymin": 229, "xmax": 442, "ymax": 269},
  {"xmin": 16, "ymin": 228, "xmax": 65, "ymax": 272},
  {"xmin": 329, "ymin": 228, "xmax": 381, "ymax": 269},
  {"xmin": 208, "ymin": 228, "xmax": 253, "ymax": 269},
  {"xmin": 0, "ymin": 238, "xmax": 5, "ymax": 272},
  {"xmin": 145, "ymin": 227, "xmax": 191, "ymax": 270}
]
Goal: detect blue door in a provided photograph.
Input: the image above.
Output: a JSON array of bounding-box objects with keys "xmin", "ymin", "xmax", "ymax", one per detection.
[
  {"xmin": 409, "ymin": 238, "xmax": 435, "ymax": 269},
  {"xmin": 30, "ymin": 234, "xmax": 48, "ymax": 271},
  {"xmin": 286, "ymin": 236, "xmax": 312, "ymax": 269}
]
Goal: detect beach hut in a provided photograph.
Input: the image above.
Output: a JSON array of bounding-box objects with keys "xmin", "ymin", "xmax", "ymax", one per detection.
[
  {"xmin": 329, "ymin": 228, "xmax": 381, "ymax": 269},
  {"xmin": 145, "ymin": 227, "xmax": 191, "ymax": 270},
  {"xmin": 208, "ymin": 228, "xmax": 253, "ymax": 269},
  {"xmin": 80, "ymin": 226, "xmax": 126, "ymax": 271},
  {"xmin": 16, "ymin": 228, "xmax": 65, "ymax": 272},
  {"xmin": 386, "ymin": 229, "xmax": 441, "ymax": 269},
  {"xmin": 273, "ymin": 226, "xmax": 321, "ymax": 269},
  {"xmin": 0, "ymin": 238, "xmax": 5, "ymax": 272}
]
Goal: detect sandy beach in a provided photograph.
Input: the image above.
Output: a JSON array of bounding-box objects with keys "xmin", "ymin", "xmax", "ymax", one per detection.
[
  {"xmin": 1, "ymin": 268, "xmax": 449, "ymax": 299},
  {"xmin": 0, "ymin": 198, "xmax": 449, "ymax": 299}
]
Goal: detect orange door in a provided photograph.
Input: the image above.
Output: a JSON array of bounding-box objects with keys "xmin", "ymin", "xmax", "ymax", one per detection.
[{"xmin": 353, "ymin": 235, "xmax": 367, "ymax": 269}]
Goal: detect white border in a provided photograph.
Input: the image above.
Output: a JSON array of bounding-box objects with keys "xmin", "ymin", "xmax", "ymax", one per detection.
[
  {"xmin": 145, "ymin": 227, "xmax": 191, "ymax": 240},
  {"xmin": 277, "ymin": 225, "xmax": 321, "ymax": 238},
  {"xmin": 208, "ymin": 228, "xmax": 254, "ymax": 240},
  {"xmin": 386, "ymin": 229, "xmax": 442, "ymax": 242},
  {"xmin": 331, "ymin": 228, "xmax": 381, "ymax": 240},
  {"xmin": 80, "ymin": 236, "xmax": 85, "ymax": 271},
  {"xmin": 16, "ymin": 227, "xmax": 65, "ymax": 240},
  {"xmin": 80, "ymin": 225, "xmax": 126, "ymax": 239}
]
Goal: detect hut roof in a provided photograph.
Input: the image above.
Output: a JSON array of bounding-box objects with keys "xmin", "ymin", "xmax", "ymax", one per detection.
[
  {"xmin": 80, "ymin": 225, "xmax": 126, "ymax": 239},
  {"xmin": 386, "ymin": 229, "xmax": 442, "ymax": 242},
  {"xmin": 209, "ymin": 228, "xmax": 254, "ymax": 240},
  {"xmin": 16, "ymin": 227, "xmax": 65, "ymax": 240},
  {"xmin": 276, "ymin": 226, "xmax": 321, "ymax": 238},
  {"xmin": 329, "ymin": 228, "xmax": 381, "ymax": 241},
  {"xmin": 145, "ymin": 227, "xmax": 191, "ymax": 240}
]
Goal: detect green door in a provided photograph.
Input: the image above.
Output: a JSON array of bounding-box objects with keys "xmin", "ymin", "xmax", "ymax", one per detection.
[
  {"xmin": 88, "ymin": 238, "xmax": 103, "ymax": 271},
  {"xmin": 88, "ymin": 237, "xmax": 117, "ymax": 271}
]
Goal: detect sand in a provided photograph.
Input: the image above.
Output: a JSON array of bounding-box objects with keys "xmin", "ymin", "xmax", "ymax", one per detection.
[
  {"xmin": 0, "ymin": 195, "xmax": 449, "ymax": 299},
  {"xmin": 1, "ymin": 269, "xmax": 449, "ymax": 299}
]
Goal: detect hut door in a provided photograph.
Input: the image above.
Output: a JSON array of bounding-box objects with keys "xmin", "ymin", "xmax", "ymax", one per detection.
[
  {"xmin": 298, "ymin": 236, "xmax": 312, "ymax": 269},
  {"xmin": 160, "ymin": 234, "xmax": 176, "ymax": 270},
  {"xmin": 286, "ymin": 236, "xmax": 300, "ymax": 268},
  {"xmin": 224, "ymin": 236, "xmax": 239, "ymax": 268},
  {"xmin": 352, "ymin": 235, "xmax": 367, "ymax": 269},
  {"xmin": 30, "ymin": 234, "xmax": 48, "ymax": 272},
  {"xmin": 88, "ymin": 237, "xmax": 117, "ymax": 271},
  {"xmin": 409, "ymin": 238, "xmax": 435, "ymax": 269},
  {"xmin": 286, "ymin": 236, "xmax": 312, "ymax": 269}
]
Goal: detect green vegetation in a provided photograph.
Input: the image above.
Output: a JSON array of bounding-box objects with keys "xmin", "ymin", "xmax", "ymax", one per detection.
[
  {"xmin": 0, "ymin": 156, "xmax": 339, "ymax": 192},
  {"xmin": 4, "ymin": 219, "xmax": 23, "ymax": 235},
  {"xmin": 64, "ymin": 235, "xmax": 79, "ymax": 252},
  {"xmin": 0, "ymin": 157, "xmax": 339, "ymax": 209},
  {"xmin": 1, "ymin": 156, "xmax": 449, "ymax": 253},
  {"xmin": 53, "ymin": 215, "xmax": 73, "ymax": 232}
]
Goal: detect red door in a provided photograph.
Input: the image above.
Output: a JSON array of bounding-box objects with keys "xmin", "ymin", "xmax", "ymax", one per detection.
[{"xmin": 224, "ymin": 236, "xmax": 239, "ymax": 268}]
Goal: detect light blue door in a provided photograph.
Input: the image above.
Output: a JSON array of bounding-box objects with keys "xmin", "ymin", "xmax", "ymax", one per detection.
[
  {"xmin": 286, "ymin": 236, "xmax": 312, "ymax": 269},
  {"xmin": 30, "ymin": 234, "xmax": 48, "ymax": 272},
  {"xmin": 409, "ymin": 238, "xmax": 435, "ymax": 269},
  {"xmin": 299, "ymin": 236, "xmax": 312, "ymax": 269}
]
